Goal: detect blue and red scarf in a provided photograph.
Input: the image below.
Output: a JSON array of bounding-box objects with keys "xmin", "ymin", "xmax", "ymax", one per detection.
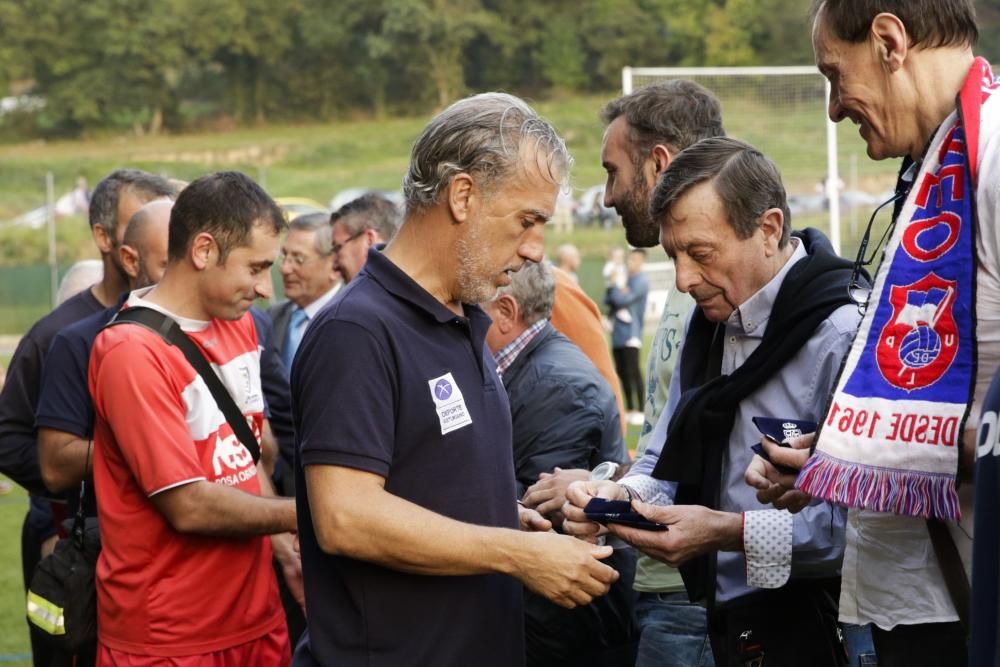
[{"xmin": 798, "ymin": 58, "xmax": 998, "ymax": 520}]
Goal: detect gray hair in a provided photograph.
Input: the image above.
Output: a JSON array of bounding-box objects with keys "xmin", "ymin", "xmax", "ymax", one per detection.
[
  {"xmin": 649, "ymin": 137, "xmax": 792, "ymax": 248},
  {"xmin": 57, "ymin": 260, "xmax": 103, "ymax": 305},
  {"xmin": 402, "ymin": 92, "xmax": 572, "ymax": 215},
  {"xmin": 289, "ymin": 212, "xmax": 333, "ymax": 255},
  {"xmin": 495, "ymin": 260, "xmax": 556, "ymax": 326},
  {"xmin": 333, "ymin": 193, "xmax": 402, "ymax": 242}
]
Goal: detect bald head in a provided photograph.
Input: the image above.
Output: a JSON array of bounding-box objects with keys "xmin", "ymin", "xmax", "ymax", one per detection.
[
  {"xmin": 123, "ymin": 199, "xmax": 172, "ymax": 252},
  {"xmin": 121, "ymin": 199, "xmax": 173, "ymax": 289}
]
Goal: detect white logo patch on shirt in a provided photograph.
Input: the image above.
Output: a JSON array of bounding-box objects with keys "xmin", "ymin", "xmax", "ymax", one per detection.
[{"xmin": 427, "ymin": 372, "xmax": 473, "ymax": 435}]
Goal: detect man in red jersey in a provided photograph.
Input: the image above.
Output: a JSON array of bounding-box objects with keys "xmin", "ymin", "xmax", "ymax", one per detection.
[{"xmin": 88, "ymin": 171, "xmax": 296, "ymax": 666}]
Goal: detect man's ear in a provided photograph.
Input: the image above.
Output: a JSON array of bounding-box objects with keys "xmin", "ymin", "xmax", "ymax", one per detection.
[
  {"xmin": 758, "ymin": 208, "xmax": 786, "ymax": 256},
  {"xmin": 92, "ymin": 224, "xmax": 114, "ymax": 255},
  {"xmin": 650, "ymin": 144, "xmax": 673, "ymax": 178},
  {"xmin": 190, "ymin": 232, "xmax": 216, "ymax": 270},
  {"xmin": 492, "ymin": 294, "xmax": 519, "ymax": 334},
  {"xmin": 447, "ymin": 173, "xmax": 475, "ymax": 224},
  {"xmin": 118, "ymin": 244, "xmax": 140, "ymax": 280},
  {"xmin": 871, "ymin": 12, "xmax": 908, "ymax": 73}
]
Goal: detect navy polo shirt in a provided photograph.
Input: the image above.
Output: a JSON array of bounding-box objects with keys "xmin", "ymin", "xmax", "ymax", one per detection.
[
  {"xmin": 36, "ymin": 295, "xmax": 126, "ymax": 440},
  {"xmin": 292, "ymin": 247, "xmax": 522, "ymax": 667}
]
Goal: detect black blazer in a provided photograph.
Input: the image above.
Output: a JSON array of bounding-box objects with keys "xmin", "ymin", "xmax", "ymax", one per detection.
[{"xmin": 267, "ymin": 300, "xmax": 295, "ymax": 358}]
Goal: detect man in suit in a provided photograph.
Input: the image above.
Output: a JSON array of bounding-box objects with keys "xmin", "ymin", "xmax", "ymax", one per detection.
[
  {"xmin": 330, "ymin": 193, "xmax": 401, "ymax": 284},
  {"xmin": 269, "ymin": 212, "xmax": 341, "ymax": 370}
]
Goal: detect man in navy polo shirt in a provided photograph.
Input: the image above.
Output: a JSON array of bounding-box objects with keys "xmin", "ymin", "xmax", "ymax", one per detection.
[
  {"xmin": 292, "ymin": 92, "xmax": 619, "ymax": 667},
  {"xmin": 36, "ymin": 200, "xmax": 174, "ymax": 494}
]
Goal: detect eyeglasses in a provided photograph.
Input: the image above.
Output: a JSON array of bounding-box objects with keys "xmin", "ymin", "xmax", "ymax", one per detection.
[
  {"xmin": 279, "ymin": 251, "xmax": 325, "ymax": 268},
  {"xmin": 847, "ymin": 191, "xmax": 906, "ymax": 314},
  {"xmin": 331, "ymin": 230, "xmax": 365, "ymax": 255}
]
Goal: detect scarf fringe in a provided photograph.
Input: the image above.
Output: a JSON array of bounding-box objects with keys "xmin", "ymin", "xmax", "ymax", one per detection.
[{"xmin": 797, "ymin": 451, "xmax": 961, "ymax": 520}]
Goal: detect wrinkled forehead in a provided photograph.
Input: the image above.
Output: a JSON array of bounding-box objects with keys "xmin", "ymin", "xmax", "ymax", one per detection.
[{"xmin": 285, "ymin": 227, "xmax": 318, "ymax": 248}]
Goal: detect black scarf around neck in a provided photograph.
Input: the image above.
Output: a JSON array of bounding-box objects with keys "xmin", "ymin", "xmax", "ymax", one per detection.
[{"xmin": 650, "ymin": 228, "xmax": 860, "ymax": 603}]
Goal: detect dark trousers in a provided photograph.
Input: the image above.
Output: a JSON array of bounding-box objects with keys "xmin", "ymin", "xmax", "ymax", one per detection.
[
  {"xmin": 707, "ymin": 578, "xmax": 846, "ymax": 667},
  {"xmin": 871, "ymin": 621, "xmax": 967, "ymax": 667},
  {"xmin": 613, "ymin": 347, "xmax": 643, "ymax": 412},
  {"xmin": 525, "ymin": 546, "xmax": 639, "ymax": 667}
]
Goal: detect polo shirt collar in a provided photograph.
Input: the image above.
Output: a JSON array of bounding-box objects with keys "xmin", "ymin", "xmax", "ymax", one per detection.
[{"xmin": 361, "ymin": 245, "xmax": 493, "ymax": 333}]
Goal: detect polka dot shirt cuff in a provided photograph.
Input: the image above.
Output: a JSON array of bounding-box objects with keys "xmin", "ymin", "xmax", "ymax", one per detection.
[
  {"xmin": 620, "ymin": 475, "xmax": 672, "ymax": 506},
  {"xmin": 743, "ymin": 509, "xmax": 793, "ymax": 589}
]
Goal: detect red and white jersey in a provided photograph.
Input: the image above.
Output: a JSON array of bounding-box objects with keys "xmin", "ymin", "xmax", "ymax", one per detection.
[{"xmin": 89, "ymin": 291, "xmax": 282, "ymax": 656}]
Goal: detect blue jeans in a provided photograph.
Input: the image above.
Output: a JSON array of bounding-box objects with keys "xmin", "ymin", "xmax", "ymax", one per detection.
[
  {"xmin": 635, "ymin": 591, "xmax": 714, "ymax": 667},
  {"xmin": 842, "ymin": 623, "xmax": 878, "ymax": 666}
]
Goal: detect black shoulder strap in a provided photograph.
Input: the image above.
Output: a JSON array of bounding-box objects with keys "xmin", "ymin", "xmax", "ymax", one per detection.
[{"xmin": 105, "ymin": 307, "xmax": 260, "ymax": 463}]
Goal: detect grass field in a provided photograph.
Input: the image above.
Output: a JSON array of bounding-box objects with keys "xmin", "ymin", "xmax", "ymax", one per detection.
[
  {"xmin": 0, "ymin": 88, "xmax": 893, "ymax": 336},
  {"xmin": 0, "ymin": 89, "xmax": 895, "ymax": 226},
  {"xmin": 0, "ymin": 478, "xmax": 32, "ymax": 666}
]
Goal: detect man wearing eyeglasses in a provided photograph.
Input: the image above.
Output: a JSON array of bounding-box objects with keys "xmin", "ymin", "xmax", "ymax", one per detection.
[
  {"xmin": 330, "ymin": 192, "xmax": 401, "ymax": 284},
  {"xmin": 745, "ymin": 1, "xmax": 1000, "ymax": 665},
  {"xmin": 269, "ymin": 212, "xmax": 342, "ymax": 371}
]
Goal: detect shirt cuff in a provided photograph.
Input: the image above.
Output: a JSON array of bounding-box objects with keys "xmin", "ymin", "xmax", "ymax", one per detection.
[
  {"xmin": 620, "ymin": 474, "xmax": 672, "ymax": 506},
  {"xmin": 743, "ymin": 509, "xmax": 793, "ymax": 589}
]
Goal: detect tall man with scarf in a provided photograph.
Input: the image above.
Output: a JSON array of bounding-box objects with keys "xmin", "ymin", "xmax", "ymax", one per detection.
[
  {"xmin": 744, "ymin": 2, "xmax": 1000, "ymax": 664},
  {"xmin": 564, "ymin": 137, "xmax": 861, "ymax": 666}
]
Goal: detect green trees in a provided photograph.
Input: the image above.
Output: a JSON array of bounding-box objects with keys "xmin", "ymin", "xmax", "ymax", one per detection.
[{"xmin": 0, "ymin": 0, "xmax": 991, "ymax": 138}]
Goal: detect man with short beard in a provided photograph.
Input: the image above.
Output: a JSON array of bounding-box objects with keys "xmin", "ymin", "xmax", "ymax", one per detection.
[
  {"xmin": 292, "ymin": 92, "xmax": 619, "ymax": 666},
  {"xmin": 37, "ymin": 199, "xmax": 175, "ymax": 496},
  {"xmin": 524, "ymin": 80, "xmax": 725, "ymax": 667}
]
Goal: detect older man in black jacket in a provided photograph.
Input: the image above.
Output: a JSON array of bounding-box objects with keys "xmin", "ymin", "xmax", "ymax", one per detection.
[{"xmin": 485, "ymin": 260, "xmax": 636, "ymax": 666}]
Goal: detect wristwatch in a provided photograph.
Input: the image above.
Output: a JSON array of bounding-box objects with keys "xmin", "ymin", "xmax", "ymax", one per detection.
[{"xmin": 590, "ymin": 461, "xmax": 620, "ymax": 482}]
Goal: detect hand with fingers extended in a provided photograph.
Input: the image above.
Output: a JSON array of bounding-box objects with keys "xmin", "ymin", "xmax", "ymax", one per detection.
[
  {"xmin": 560, "ymin": 479, "xmax": 627, "ymax": 543},
  {"xmin": 606, "ymin": 502, "xmax": 743, "ymax": 568},
  {"xmin": 515, "ymin": 532, "xmax": 619, "ymax": 608},
  {"xmin": 522, "ymin": 467, "xmax": 590, "ymax": 526},
  {"xmin": 744, "ymin": 432, "xmax": 815, "ymax": 513}
]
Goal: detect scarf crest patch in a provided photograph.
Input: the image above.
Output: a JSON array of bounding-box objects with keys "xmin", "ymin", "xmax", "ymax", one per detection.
[{"xmin": 797, "ymin": 58, "xmax": 998, "ymax": 519}]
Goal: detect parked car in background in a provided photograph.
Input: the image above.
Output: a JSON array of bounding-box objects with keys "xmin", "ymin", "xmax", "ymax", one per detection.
[
  {"xmin": 275, "ymin": 196, "xmax": 327, "ymax": 221},
  {"xmin": 575, "ymin": 185, "xmax": 618, "ymax": 228},
  {"xmin": 328, "ymin": 188, "xmax": 404, "ymax": 213}
]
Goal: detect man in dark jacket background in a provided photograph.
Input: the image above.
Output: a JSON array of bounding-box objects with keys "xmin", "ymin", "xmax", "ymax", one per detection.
[{"xmin": 484, "ymin": 260, "xmax": 637, "ymax": 666}]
